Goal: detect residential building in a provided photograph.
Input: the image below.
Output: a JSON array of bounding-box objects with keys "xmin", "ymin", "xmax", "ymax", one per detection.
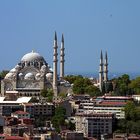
[
  {"xmin": 3, "ymin": 125, "xmax": 32, "ymax": 137},
  {"xmin": 61, "ymin": 130, "xmax": 84, "ymax": 140},
  {"xmin": 75, "ymin": 112, "xmax": 114, "ymax": 139},
  {"xmin": 94, "ymin": 101, "xmax": 126, "ymax": 119},
  {"xmin": 0, "ymin": 97, "xmax": 31, "ymax": 116},
  {"xmin": 11, "ymin": 111, "xmax": 30, "ymax": 119},
  {"xmin": 33, "ymin": 103, "xmax": 54, "ymax": 116}
]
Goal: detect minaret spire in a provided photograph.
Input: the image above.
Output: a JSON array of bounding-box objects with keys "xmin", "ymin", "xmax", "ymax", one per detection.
[
  {"xmin": 53, "ymin": 31, "xmax": 58, "ymax": 96},
  {"xmin": 60, "ymin": 34, "xmax": 65, "ymax": 80},
  {"xmin": 99, "ymin": 50, "xmax": 104, "ymax": 91},
  {"xmin": 54, "ymin": 31, "xmax": 57, "ymax": 40},
  {"xmin": 104, "ymin": 51, "xmax": 108, "ymax": 82}
]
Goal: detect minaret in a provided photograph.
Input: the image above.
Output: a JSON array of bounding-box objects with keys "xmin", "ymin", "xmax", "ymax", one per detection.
[
  {"xmin": 60, "ymin": 34, "xmax": 65, "ymax": 80},
  {"xmin": 104, "ymin": 51, "xmax": 108, "ymax": 82},
  {"xmin": 99, "ymin": 50, "xmax": 104, "ymax": 91},
  {"xmin": 53, "ymin": 32, "xmax": 58, "ymax": 96}
]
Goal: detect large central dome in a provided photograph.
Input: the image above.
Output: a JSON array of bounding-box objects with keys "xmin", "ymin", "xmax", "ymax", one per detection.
[{"xmin": 21, "ymin": 51, "xmax": 45, "ymax": 62}]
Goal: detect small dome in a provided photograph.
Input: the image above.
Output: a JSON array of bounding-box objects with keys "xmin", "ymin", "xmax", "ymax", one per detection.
[
  {"xmin": 21, "ymin": 51, "xmax": 45, "ymax": 62},
  {"xmin": 24, "ymin": 73, "xmax": 35, "ymax": 80},
  {"xmin": 10, "ymin": 68, "xmax": 17, "ymax": 73},
  {"xmin": 15, "ymin": 65, "xmax": 20, "ymax": 70},
  {"xmin": 18, "ymin": 73, "xmax": 24, "ymax": 79},
  {"xmin": 41, "ymin": 65, "xmax": 47, "ymax": 73},
  {"xmin": 41, "ymin": 65, "xmax": 46, "ymax": 69},
  {"xmin": 5, "ymin": 73, "xmax": 14, "ymax": 79},
  {"xmin": 49, "ymin": 68, "xmax": 53, "ymax": 72},
  {"xmin": 35, "ymin": 73, "xmax": 41, "ymax": 80},
  {"xmin": 19, "ymin": 73, "xmax": 23, "ymax": 76},
  {"xmin": 36, "ymin": 73, "xmax": 41, "ymax": 77},
  {"xmin": 46, "ymin": 73, "xmax": 53, "ymax": 79}
]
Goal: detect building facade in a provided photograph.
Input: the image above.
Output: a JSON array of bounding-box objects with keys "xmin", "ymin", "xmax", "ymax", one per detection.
[{"xmin": 75, "ymin": 112, "xmax": 114, "ymax": 138}]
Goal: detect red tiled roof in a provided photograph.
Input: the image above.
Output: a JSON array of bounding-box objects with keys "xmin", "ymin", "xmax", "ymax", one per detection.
[
  {"xmin": 99, "ymin": 101, "xmax": 126, "ymax": 106},
  {"xmin": 5, "ymin": 136, "xmax": 25, "ymax": 140},
  {"xmin": 0, "ymin": 134, "xmax": 5, "ymax": 137},
  {"xmin": 13, "ymin": 111, "xmax": 29, "ymax": 115},
  {"xmin": 23, "ymin": 103, "xmax": 33, "ymax": 106}
]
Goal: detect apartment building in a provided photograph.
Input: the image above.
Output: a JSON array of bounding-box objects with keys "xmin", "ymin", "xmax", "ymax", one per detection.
[
  {"xmin": 75, "ymin": 112, "xmax": 114, "ymax": 138},
  {"xmin": 94, "ymin": 101, "xmax": 126, "ymax": 119},
  {"xmin": 23, "ymin": 103, "xmax": 54, "ymax": 117}
]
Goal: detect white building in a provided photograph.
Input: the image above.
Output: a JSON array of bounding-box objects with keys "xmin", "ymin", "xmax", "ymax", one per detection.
[
  {"xmin": 75, "ymin": 112, "xmax": 114, "ymax": 138},
  {"xmin": 93, "ymin": 101, "xmax": 126, "ymax": 119},
  {"xmin": 0, "ymin": 97, "xmax": 31, "ymax": 116},
  {"xmin": 77, "ymin": 98, "xmax": 126, "ymax": 119},
  {"xmin": 23, "ymin": 102, "xmax": 54, "ymax": 117}
]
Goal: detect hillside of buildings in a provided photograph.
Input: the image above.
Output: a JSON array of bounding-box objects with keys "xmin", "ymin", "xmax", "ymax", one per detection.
[{"xmin": 0, "ymin": 69, "xmax": 140, "ymax": 139}]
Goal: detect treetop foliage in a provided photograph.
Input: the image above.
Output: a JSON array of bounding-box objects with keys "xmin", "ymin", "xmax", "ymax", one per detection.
[
  {"xmin": 65, "ymin": 75, "xmax": 101, "ymax": 97},
  {"xmin": 51, "ymin": 106, "xmax": 66, "ymax": 132},
  {"xmin": 0, "ymin": 70, "xmax": 9, "ymax": 79},
  {"xmin": 116, "ymin": 101, "xmax": 140, "ymax": 134}
]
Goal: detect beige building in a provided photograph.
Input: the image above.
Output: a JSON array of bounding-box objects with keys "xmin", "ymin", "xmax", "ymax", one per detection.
[
  {"xmin": 23, "ymin": 102, "xmax": 54, "ymax": 117},
  {"xmin": 11, "ymin": 111, "xmax": 30, "ymax": 119},
  {"xmin": 61, "ymin": 130, "xmax": 84, "ymax": 140},
  {"xmin": 75, "ymin": 112, "xmax": 114, "ymax": 138}
]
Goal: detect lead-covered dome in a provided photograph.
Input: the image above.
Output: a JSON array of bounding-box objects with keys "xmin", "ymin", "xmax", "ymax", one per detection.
[
  {"xmin": 24, "ymin": 73, "xmax": 35, "ymax": 80},
  {"xmin": 21, "ymin": 51, "xmax": 45, "ymax": 62},
  {"xmin": 5, "ymin": 73, "xmax": 14, "ymax": 80}
]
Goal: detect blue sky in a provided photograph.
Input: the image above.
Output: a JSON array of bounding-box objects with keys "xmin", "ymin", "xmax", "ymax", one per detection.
[{"xmin": 0, "ymin": 0, "xmax": 140, "ymax": 74}]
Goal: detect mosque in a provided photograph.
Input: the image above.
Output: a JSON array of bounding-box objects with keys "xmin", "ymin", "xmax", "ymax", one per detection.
[
  {"xmin": 1, "ymin": 32, "xmax": 111, "ymax": 99},
  {"xmin": 1, "ymin": 32, "xmax": 71, "ymax": 99}
]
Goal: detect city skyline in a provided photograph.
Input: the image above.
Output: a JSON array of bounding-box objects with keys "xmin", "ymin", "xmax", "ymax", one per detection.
[{"xmin": 0, "ymin": 0, "xmax": 140, "ymax": 74}]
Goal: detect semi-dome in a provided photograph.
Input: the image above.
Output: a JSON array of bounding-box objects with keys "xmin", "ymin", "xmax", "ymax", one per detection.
[
  {"xmin": 24, "ymin": 73, "xmax": 35, "ymax": 80},
  {"xmin": 10, "ymin": 68, "xmax": 17, "ymax": 73},
  {"xmin": 46, "ymin": 73, "xmax": 53, "ymax": 79},
  {"xmin": 21, "ymin": 51, "xmax": 45, "ymax": 62},
  {"xmin": 36, "ymin": 73, "xmax": 41, "ymax": 77},
  {"xmin": 5, "ymin": 72, "xmax": 14, "ymax": 79},
  {"xmin": 19, "ymin": 73, "xmax": 23, "ymax": 77},
  {"xmin": 35, "ymin": 73, "xmax": 41, "ymax": 80},
  {"xmin": 18, "ymin": 73, "xmax": 24, "ymax": 79},
  {"xmin": 15, "ymin": 65, "xmax": 21, "ymax": 70}
]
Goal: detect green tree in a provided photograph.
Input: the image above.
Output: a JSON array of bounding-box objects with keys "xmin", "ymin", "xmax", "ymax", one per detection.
[
  {"xmin": 67, "ymin": 121, "xmax": 75, "ymax": 131},
  {"xmin": 113, "ymin": 74, "xmax": 131, "ymax": 96},
  {"xmin": 129, "ymin": 77, "xmax": 140, "ymax": 94},
  {"xmin": 51, "ymin": 106, "xmax": 66, "ymax": 132},
  {"xmin": 41, "ymin": 88, "xmax": 54, "ymax": 102},
  {"xmin": 124, "ymin": 101, "xmax": 137, "ymax": 121},
  {"xmin": 59, "ymin": 92, "xmax": 67, "ymax": 99},
  {"xmin": 41, "ymin": 89, "xmax": 48, "ymax": 97},
  {"xmin": 64, "ymin": 75, "xmax": 82, "ymax": 84},
  {"xmin": 72, "ymin": 76, "xmax": 102, "ymax": 96},
  {"xmin": 115, "ymin": 101, "xmax": 140, "ymax": 134},
  {"xmin": 85, "ymin": 85, "xmax": 101, "ymax": 97},
  {"xmin": 0, "ymin": 70, "xmax": 9, "ymax": 79},
  {"xmin": 73, "ymin": 77, "xmax": 86, "ymax": 94}
]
